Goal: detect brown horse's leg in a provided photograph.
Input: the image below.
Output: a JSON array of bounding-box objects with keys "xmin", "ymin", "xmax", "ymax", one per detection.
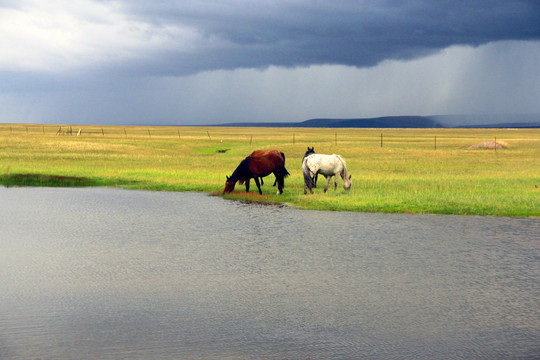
[
  {"xmin": 254, "ymin": 177, "xmax": 262, "ymax": 194},
  {"xmin": 276, "ymin": 174, "xmax": 285, "ymax": 195},
  {"xmin": 245, "ymin": 178, "xmax": 250, "ymax": 192}
]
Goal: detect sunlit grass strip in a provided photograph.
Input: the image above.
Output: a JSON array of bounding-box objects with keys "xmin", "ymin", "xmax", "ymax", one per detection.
[{"xmin": 1, "ymin": 124, "xmax": 539, "ymax": 216}]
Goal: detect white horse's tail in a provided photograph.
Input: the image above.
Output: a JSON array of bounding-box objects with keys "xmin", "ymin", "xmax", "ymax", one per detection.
[{"xmin": 302, "ymin": 157, "xmax": 316, "ymax": 191}]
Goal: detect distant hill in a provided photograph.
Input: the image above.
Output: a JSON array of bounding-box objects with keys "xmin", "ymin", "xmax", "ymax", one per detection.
[
  {"xmin": 299, "ymin": 116, "xmax": 444, "ymax": 128},
  {"xmin": 216, "ymin": 116, "xmax": 442, "ymax": 128},
  {"xmin": 214, "ymin": 114, "xmax": 540, "ymax": 128}
]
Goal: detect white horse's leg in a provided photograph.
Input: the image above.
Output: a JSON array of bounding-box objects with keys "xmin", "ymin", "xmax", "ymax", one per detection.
[
  {"xmin": 324, "ymin": 175, "xmax": 332, "ymax": 193},
  {"xmin": 334, "ymin": 175, "xmax": 339, "ymax": 191}
]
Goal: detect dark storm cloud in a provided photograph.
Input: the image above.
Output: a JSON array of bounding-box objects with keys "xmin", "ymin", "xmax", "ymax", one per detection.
[
  {"xmin": 2, "ymin": 1, "xmax": 539, "ymax": 125},
  {"xmin": 117, "ymin": 0, "xmax": 540, "ymax": 75}
]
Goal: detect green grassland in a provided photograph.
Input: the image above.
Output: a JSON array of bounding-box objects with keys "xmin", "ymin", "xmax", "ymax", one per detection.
[{"xmin": 1, "ymin": 124, "xmax": 539, "ymax": 216}]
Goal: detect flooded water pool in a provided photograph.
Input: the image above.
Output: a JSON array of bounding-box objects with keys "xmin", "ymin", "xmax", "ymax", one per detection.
[{"xmin": 1, "ymin": 187, "xmax": 538, "ymax": 359}]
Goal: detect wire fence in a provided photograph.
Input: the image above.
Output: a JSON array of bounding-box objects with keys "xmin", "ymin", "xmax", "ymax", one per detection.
[{"xmin": 1, "ymin": 124, "xmax": 538, "ymax": 151}]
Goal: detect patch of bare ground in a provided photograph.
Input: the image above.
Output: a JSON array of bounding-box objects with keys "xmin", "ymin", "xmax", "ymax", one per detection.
[{"xmin": 468, "ymin": 140, "xmax": 508, "ymax": 150}]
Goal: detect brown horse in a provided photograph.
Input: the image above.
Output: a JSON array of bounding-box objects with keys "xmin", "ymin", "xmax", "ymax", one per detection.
[
  {"xmin": 223, "ymin": 149, "xmax": 290, "ymax": 195},
  {"xmin": 242, "ymin": 149, "xmax": 277, "ymax": 187}
]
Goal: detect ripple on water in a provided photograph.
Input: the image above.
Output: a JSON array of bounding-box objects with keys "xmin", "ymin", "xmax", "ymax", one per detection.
[{"xmin": 1, "ymin": 187, "xmax": 539, "ymax": 359}]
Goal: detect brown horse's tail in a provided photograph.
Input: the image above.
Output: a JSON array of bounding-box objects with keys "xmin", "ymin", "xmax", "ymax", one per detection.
[
  {"xmin": 282, "ymin": 166, "xmax": 290, "ymax": 178},
  {"xmin": 281, "ymin": 152, "xmax": 290, "ymax": 177}
]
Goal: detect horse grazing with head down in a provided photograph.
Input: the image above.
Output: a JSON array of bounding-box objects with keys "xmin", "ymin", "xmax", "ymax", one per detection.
[
  {"xmin": 224, "ymin": 149, "xmax": 290, "ymax": 195},
  {"xmin": 244, "ymin": 149, "xmax": 278, "ymax": 187},
  {"xmin": 302, "ymin": 153, "xmax": 352, "ymax": 194}
]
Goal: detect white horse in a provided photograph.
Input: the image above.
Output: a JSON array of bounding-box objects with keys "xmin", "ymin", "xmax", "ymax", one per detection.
[{"xmin": 302, "ymin": 154, "xmax": 352, "ymax": 194}]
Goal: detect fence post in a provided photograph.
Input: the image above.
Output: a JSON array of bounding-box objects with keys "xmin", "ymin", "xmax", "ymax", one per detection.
[
  {"xmin": 380, "ymin": 133, "xmax": 383, "ymax": 148},
  {"xmin": 177, "ymin": 129, "xmax": 181, "ymax": 139},
  {"xmin": 101, "ymin": 128, "xmax": 104, "ymax": 137},
  {"xmin": 250, "ymin": 136, "xmax": 253, "ymax": 146},
  {"xmin": 335, "ymin": 132, "xmax": 337, "ymax": 145},
  {"xmin": 124, "ymin": 128, "xmax": 127, "ymax": 137},
  {"xmin": 207, "ymin": 131, "xmax": 211, "ymax": 140},
  {"xmin": 293, "ymin": 133, "xmax": 295, "ymax": 144},
  {"xmin": 148, "ymin": 129, "xmax": 151, "ymax": 138},
  {"xmin": 435, "ymin": 135, "xmax": 437, "ymax": 151}
]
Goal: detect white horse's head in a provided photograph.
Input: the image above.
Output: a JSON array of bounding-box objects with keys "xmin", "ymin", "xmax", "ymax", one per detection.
[
  {"xmin": 343, "ymin": 174, "xmax": 352, "ymax": 190},
  {"xmin": 336, "ymin": 155, "xmax": 352, "ymax": 191}
]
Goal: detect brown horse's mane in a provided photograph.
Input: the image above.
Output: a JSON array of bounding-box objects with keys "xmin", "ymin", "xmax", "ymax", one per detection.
[{"xmin": 228, "ymin": 158, "xmax": 251, "ymax": 183}]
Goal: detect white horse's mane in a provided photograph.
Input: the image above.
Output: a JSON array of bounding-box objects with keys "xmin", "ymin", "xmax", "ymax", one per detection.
[{"xmin": 334, "ymin": 154, "xmax": 349, "ymax": 178}]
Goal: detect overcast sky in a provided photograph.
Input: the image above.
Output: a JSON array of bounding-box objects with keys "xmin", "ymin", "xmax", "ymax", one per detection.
[{"xmin": 1, "ymin": 0, "xmax": 539, "ymax": 125}]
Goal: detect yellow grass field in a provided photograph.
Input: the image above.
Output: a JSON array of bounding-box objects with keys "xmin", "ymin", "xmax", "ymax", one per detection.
[{"xmin": 1, "ymin": 124, "xmax": 539, "ymax": 216}]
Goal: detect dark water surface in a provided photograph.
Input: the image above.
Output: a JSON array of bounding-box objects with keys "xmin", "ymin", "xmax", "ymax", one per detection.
[{"xmin": 1, "ymin": 187, "xmax": 538, "ymax": 360}]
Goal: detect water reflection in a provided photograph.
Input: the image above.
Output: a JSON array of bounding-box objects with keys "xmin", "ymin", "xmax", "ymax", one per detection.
[{"xmin": 1, "ymin": 187, "xmax": 539, "ymax": 359}]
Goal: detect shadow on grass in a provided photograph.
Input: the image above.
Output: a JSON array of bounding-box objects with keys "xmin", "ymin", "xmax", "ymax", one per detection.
[{"xmin": 1, "ymin": 173, "xmax": 100, "ymax": 188}]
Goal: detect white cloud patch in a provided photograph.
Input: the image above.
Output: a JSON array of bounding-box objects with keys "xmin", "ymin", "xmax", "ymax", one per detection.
[{"xmin": 0, "ymin": 0, "xmax": 199, "ymax": 72}]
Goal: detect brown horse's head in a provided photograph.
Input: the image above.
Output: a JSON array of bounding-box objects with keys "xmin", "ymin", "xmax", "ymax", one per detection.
[{"xmin": 223, "ymin": 176, "xmax": 236, "ymax": 193}]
